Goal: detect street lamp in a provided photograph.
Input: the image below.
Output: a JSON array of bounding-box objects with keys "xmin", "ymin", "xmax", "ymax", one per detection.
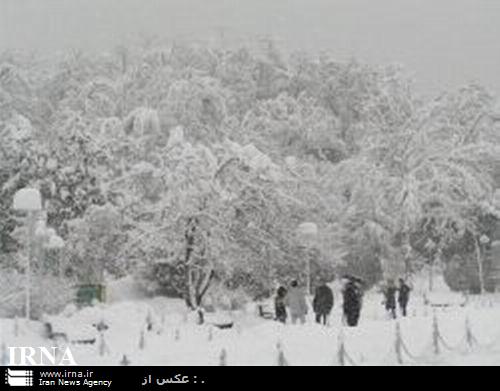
[
  {"xmin": 297, "ymin": 222, "xmax": 318, "ymax": 295},
  {"xmin": 13, "ymin": 187, "xmax": 42, "ymax": 320},
  {"xmin": 46, "ymin": 233, "xmax": 64, "ymax": 250},
  {"xmin": 480, "ymin": 234, "xmax": 490, "ymax": 245},
  {"xmin": 44, "ymin": 229, "xmax": 65, "ymax": 277},
  {"xmin": 35, "ymin": 223, "xmax": 65, "ymax": 272}
]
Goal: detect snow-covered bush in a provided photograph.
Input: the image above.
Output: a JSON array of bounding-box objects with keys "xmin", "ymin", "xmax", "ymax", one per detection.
[
  {"xmin": 0, "ymin": 269, "xmax": 75, "ymax": 318},
  {"xmin": 203, "ymin": 283, "xmax": 250, "ymax": 312},
  {"xmin": 0, "ymin": 268, "xmax": 24, "ymax": 318},
  {"xmin": 65, "ymin": 204, "xmax": 128, "ymax": 284},
  {"xmin": 30, "ymin": 275, "xmax": 76, "ymax": 319},
  {"xmin": 134, "ymin": 259, "xmax": 185, "ymax": 299}
]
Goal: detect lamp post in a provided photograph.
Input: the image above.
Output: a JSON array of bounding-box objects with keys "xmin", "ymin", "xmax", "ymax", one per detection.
[
  {"xmin": 35, "ymin": 221, "xmax": 65, "ymax": 272},
  {"xmin": 45, "ymin": 230, "xmax": 65, "ymax": 276},
  {"xmin": 297, "ymin": 222, "xmax": 318, "ymax": 295},
  {"xmin": 13, "ymin": 188, "xmax": 42, "ymax": 320}
]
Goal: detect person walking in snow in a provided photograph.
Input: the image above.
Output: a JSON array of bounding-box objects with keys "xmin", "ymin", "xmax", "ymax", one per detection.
[
  {"xmin": 312, "ymin": 281, "xmax": 334, "ymax": 325},
  {"xmin": 342, "ymin": 276, "xmax": 363, "ymax": 327},
  {"xmin": 384, "ymin": 279, "xmax": 397, "ymax": 319},
  {"xmin": 274, "ymin": 286, "xmax": 288, "ymax": 324},
  {"xmin": 285, "ymin": 280, "xmax": 308, "ymax": 324},
  {"xmin": 398, "ymin": 278, "xmax": 411, "ymax": 317}
]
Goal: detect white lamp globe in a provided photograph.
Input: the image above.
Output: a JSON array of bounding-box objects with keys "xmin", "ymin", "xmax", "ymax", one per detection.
[
  {"xmin": 480, "ymin": 234, "xmax": 490, "ymax": 245},
  {"xmin": 47, "ymin": 234, "xmax": 64, "ymax": 250},
  {"xmin": 13, "ymin": 188, "xmax": 42, "ymax": 211},
  {"xmin": 297, "ymin": 222, "xmax": 318, "ymax": 237},
  {"xmin": 297, "ymin": 222, "xmax": 318, "ymax": 246}
]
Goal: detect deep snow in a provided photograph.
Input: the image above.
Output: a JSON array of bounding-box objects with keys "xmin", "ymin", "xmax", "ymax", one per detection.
[{"xmin": 2, "ymin": 289, "xmax": 500, "ymax": 366}]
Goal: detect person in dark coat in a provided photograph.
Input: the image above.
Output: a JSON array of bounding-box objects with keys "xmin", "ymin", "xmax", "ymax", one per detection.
[
  {"xmin": 342, "ymin": 276, "xmax": 363, "ymax": 327},
  {"xmin": 398, "ymin": 278, "xmax": 411, "ymax": 317},
  {"xmin": 274, "ymin": 286, "xmax": 288, "ymax": 324},
  {"xmin": 313, "ymin": 282, "xmax": 334, "ymax": 325},
  {"xmin": 384, "ymin": 279, "xmax": 397, "ymax": 319}
]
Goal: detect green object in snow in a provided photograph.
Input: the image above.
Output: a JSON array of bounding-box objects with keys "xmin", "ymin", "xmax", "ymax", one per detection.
[{"xmin": 76, "ymin": 284, "xmax": 106, "ymax": 305}]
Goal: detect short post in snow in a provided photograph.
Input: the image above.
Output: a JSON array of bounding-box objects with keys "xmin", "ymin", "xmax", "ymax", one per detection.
[
  {"xmin": 337, "ymin": 329, "xmax": 346, "ymax": 366},
  {"xmin": 432, "ymin": 312, "xmax": 440, "ymax": 355},
  {"xmin": 277, "ymin": 342, "xmax": 289, "ymax": 366},
  {"xmin": 465, "ymin": 316, "xmax": 476, "ymax": 349},
  {"xmin": 146, "ymin": 311, "xmax": 153, "ymax": 332},
  {"xmin": 98, "ymin": 332, "xmax": 107, "ymax": 356},
  {"xmin": 395, "ymin": 321, "xmax": 404, "ymax": 365},
  {"xmin": 13, "ymin": 316, "xmax": 19, "ymax": 337},
  {"xmin": 120, "ymin": 354, "xmax": 131, "ymax": 366},
  {"xmin": 1, "ymin": 342, "xmax": 8, "ymax": 366},
  {"xmin": 208, "ymin": 326, "xmax": 213, "ymax": 342},
  {"xmin": 139, "ymin": 330, "xmax": 145, "ymax": 350},
  {"xmin": 174, "ymin": 328, "xmax": 180, "ymax": 341},
  {"xmin": 219, "ymin": 349, "xmax": 227, "ymax": 366}
]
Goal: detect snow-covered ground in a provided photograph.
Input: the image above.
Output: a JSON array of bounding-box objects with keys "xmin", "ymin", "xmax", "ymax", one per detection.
[{"xmin": 2, "ymin": 289, "xmax": 500, "ymax": 366}]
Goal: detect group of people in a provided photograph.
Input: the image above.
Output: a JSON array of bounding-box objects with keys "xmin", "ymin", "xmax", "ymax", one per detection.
[
  {"xmin": 381, "ymin": 278, "xmax": 411, "ymax": 319},
  {"xmin": 273, "ymin": 275, "xmax": 365, "ymax": 327},
  {"xmin": 273, "ymin": 275, "xmax": 411, "ymax": 327}
]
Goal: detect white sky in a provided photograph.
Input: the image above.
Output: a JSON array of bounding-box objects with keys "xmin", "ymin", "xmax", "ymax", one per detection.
[{"xmin": 1, "ymin": 0, "xmax": 499, "ymax": 96}]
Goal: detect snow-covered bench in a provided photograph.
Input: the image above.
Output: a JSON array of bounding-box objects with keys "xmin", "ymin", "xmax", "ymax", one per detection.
[
  {"xmin": 203, "ymin": 311, "xmax": 234, "ymax": 329},
  {"xmin": 425, "ymin": 292, "xmax": 467, "ymax": 309},
  {"xmin": 42, "ymin": 316, "xmax": 106, "ymax": 345},
  {"xmin": 256, "ymin": 303, "xmax": 274, "ymax": 320}
]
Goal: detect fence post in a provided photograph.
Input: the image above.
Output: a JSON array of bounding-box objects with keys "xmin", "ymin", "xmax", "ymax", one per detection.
[
  {"xmin": 277, "ymin": 342, "xmax": 289, "ymax": 366},
  {"xmin": 1, "ymin": 343, "xmax": 7, "ymax": 365},
  {"xmin": 465, "ymin": 316, "xmax": 476, "ymax": 348},
  {"xmin": 337, "ymin": 330, "xmax": 346, "ymax": 366},
  {"xmin": 395, "ymin": 321, "xmax": 403, "ymax": 365},
  {"xmin": 120, "ymin": 354, "xmax": 131, "ymax": 366},
  {"xmin": 219, "ymin": 349, "xmax": 227, "ymax": 366},
  {"xmin": 146, "ymin": 311, "xmax": 153, "ymax": 332},
  {"xmin": 14, "ymin": 316, "xmax": 19, "ymax": 337},
  {"xmin": 139, "ymin": 330, "xmax": 145, "ymax": 350},
  {"xmin": 432, "ymin": 312, "xmax": 440, "ymax": 355},
  {"xmin": 98, "ymin": 332, "xmax": 107, "ymax": 356}
]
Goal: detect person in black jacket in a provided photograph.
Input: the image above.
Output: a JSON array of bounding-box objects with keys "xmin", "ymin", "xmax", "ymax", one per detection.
[
  {"xmin": 384, "ymin": 279, "xmax": 397, "ymax": 319},
  {"xmin": 398, "ymin": 278, "xmax": 411, "ymax": 317},
  {"xmin": 274, "ymin": 286, "xmax": 288, "ymax": 324},
  {"xmin": 313, "ymin": 282, "xmax": 334, "ymax": 325},
  {"xmin": 342, "ymin": 276, "xmax": 363, "ymax": 327}
]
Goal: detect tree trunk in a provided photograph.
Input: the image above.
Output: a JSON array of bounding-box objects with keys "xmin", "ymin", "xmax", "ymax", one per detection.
[
  {"xmin": 402, "ymin": 231, "xmax": 412, "ymax": 279},
  {"xmin": 183, "ymin": 217, "xmax": 215, "ymax": 323},
  {"xmin": 184, "ymin": 218, "xmax": 196, "ymax": 310},
  {"xmin": 474, "ymin": 237, "xmax": 485, "ymax": 295},
  {"xmin": 187, "ymin": 268, "xmax": 196, "ymax": 310},
  {"xmin": 429, "ymin": 263, "xmax": 434, "ymax": 292},
  {"xmin": 195, "ymin": 267, "xmax": 214, "ymax": 307}
]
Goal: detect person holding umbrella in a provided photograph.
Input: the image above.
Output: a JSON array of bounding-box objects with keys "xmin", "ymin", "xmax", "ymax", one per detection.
[
  {"xmin": 342, "ymin": 275, "xmax": 363, "ymax": 327},
  {"xmin": 312, "ymin": 279, "xmax": 334, "ymax": 325}
]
